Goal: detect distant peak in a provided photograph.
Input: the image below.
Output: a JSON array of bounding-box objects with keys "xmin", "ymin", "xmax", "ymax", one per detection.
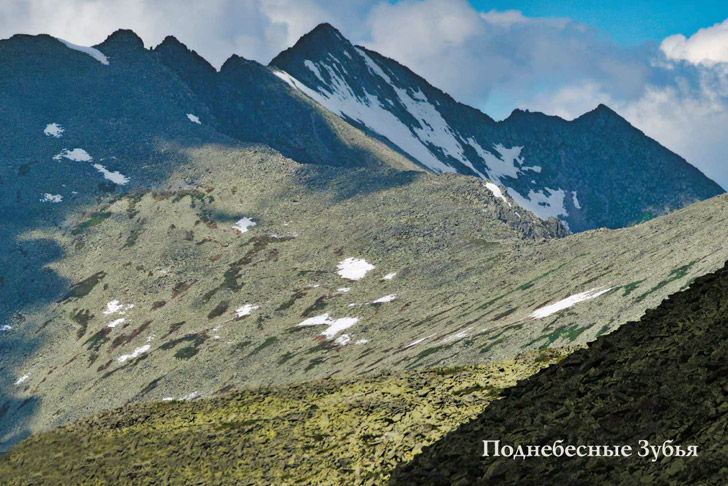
[
  {"xmin": 270, "ymin": 22, "xmax": 352, "ymax": 70},
  {"xmin": 296, "ymin": 22, "xmax": 350, "ymax": 50},
  {"xmin": 219, "ymin": 54, "xmax": 267, "ymax": 77},
  {"xmin": 97, "ymin": 29, "xmax": 145, "ymax": 50},
  {"xmin": 309, "ymin": 23, "xmax": 345, "ymax": 39},
  {"xmin": 504, "ymin": 108, "xmax": 554, "ymax": 122},
  {"xmin": 154, "ymin": 35, "xmax": 216, "ymax": 74},
  {"xmin": 157, "ymin": 35, "xmax": 187, "ymax": 50},
  {"xmin": 594, "ymin": 103, "xmax": 617, "ymax": 115},
  {"xmin": 220, "ymin": 54, "xmax": 247, "ymax": 71},
  {"xmin": 575, "ymin": 103, "xmax": 630, "ymax": 125},
  {"xmin": 508, "ymin": 108, "xmax": 530, "ymax": 117}
]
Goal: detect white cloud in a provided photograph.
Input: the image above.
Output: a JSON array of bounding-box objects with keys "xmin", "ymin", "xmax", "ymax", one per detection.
[
  {"xmin": 0, "ymin": 0, "xmax": 372, "ymax": 68},
  {"xmin": 661, "ymin": 19, "xmax": 728, "ymax": 65}
]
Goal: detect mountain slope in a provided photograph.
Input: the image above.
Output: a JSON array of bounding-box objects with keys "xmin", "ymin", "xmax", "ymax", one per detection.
[
  {"xmin": 153, "ymin": 35, "xmax": 417, "ymax": 172},
  {"xmin": 1, "ymin": 137, "xmax": 727, "ymax": 451},
  {"xmin": 270, "ymin": 23, "xmax": 724, "ymax": 232},
  {"xmin": 2, "ymin": 26, "xmax": 728, "ymax": 461},
  {"xmin": 390, "ymin": 260, "xmax": 728, "ymax": 485},
  {"xmin": 0, "ymin": 349, "xmax": 573, "ymax": 485},
  {"xmin": 0, "ymin": 28, "xmax": 420, "ymax": 381},
  {"xmin": 5, "ymin": 255, "xmax": 728, "ymax": 484}
]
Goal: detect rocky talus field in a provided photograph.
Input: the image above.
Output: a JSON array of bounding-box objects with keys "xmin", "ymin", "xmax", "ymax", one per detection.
[{"xmin": 390, "ymin": 260, "xmax": 728, "ymax": 485}]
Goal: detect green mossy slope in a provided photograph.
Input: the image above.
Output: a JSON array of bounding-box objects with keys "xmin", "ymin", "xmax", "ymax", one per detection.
[{"xmin": 0, "ymin": 349, "xmax": 572, "ymax": 485}]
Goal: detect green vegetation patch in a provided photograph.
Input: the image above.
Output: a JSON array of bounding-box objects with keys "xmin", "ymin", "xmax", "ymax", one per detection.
[
  {"xmin": 204, "ymin": 236, "xmax": 295, "ymax": 301},
  {"xmin": 0, "ymin": 350, "xmax": 569, "ymax": 485},
  {"xmin": 276, "ymin": 289, "xmax": 309, "ymax": 311},
  {"xmin": 71, "ymin": 212, "xmax": 112, "ymax": 235},
  {"xmin": 636, "ymin": 261, "xmax": 696, "ymax": 302},
  {"xmin": 249, "ymin": 337, "xmax": 279, "ymax": 357},
  {"xmin": 160, "ymin": 332, "xmax": 209, "ymax": 359},
  {"xmin": 524, "ymin": 325, "xmax": 586, "ymax": 350},
  {"xmin": 84, "ymin": 327, "xmax": 112, "ymax": 352},
  {"xmin": 70, "ymin": 309, "xmax": 94, "ymax": 339},
  {"xmin": 620, "ymin": 279, "xmax": 645, "ymax": 296},
  {"xmin": 59, "ymin": 271, "xmax": 106, "ymax": 302},
  {"xmin": 207, "ymin": 301, "xmax": 229, "ymax": 319},
  {"xmin": 302, "ymin": 296, "xmax": 328, "ymax": 317}
]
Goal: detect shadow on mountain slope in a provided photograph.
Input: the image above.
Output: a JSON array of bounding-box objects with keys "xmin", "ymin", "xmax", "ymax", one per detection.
[
  {"xmin": 0, "ymin": 234, "xmax": 64, "ymax": 451},
  {"xmin": 389, "ymin": 260, "xmax": 728, "ymax": 485},
  {"xmin": 0, "ymin": 30, "xmax": 432, "ymax": 451}
]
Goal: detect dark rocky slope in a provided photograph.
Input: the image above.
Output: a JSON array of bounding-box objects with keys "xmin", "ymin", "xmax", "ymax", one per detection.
[
  {"xmin": 271, "ymin": 24, "xmax": 724, "ymax": 232},
  {"xmin": 390, "ymin": 259, "xmax": 728, "ymax": 485}
]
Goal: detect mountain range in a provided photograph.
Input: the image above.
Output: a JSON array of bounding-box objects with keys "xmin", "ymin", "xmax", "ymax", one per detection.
[
  {"xmin": 0, "ymin": 21, "xmax": 727, "ymax": 483},
  {"xmin": 270, "ymin": 24, "xmax": 722, "ymax": 231}
]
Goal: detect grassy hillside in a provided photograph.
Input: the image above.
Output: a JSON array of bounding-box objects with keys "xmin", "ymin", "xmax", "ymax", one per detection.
[
  {"xmin": 0, "ymin": 349, "xmax": 573, "ymax": 485},
  {"xmin": 390, "ymin": 260, "xmax": 728, "ymax": 485}
]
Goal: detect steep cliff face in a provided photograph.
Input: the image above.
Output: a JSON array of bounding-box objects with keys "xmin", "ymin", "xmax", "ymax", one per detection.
[{"xmin": 271, "ymin": 23, "xmax": 724, "ymax": 232}]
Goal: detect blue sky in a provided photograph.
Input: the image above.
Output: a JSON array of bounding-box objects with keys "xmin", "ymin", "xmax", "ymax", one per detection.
[
  {"xmin": 1, "ymin": 0, "xmax": 727, "ymax": 187},
  {"xmin": 471, "ymin": 0, "xmax": 728, "ymax": 44}
]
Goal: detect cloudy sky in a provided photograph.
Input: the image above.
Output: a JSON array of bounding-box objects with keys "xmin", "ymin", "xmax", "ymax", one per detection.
[{"xmin": 2, "ymin": 0, "xmax": 728, "ymax": 187}]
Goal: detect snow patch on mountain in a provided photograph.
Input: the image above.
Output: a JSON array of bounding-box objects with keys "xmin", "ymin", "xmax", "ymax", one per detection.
[
  {"xmin": 103, "ymin": 300, "xmax": 134, "ymax": 315},
  {"xmin": 93, "ymin": 163, "xmax": 129, "ymax": 185},
  {"xmin": 40, "ymin": 193, "xmax": 63, "ymax": 203},
  {"xmin": 485, "ymin": 183, "xmax": 509, "ymax": 205},
  {"xmin": 43, "ymin": 123, "xmax": 64, "ymax": 138},
  {"xmin": 53, "ymin": 148, "xmax": 92, "ymax": 162},
  {"xmin": 117, "ymin": 345, "xmax": 150, "ymax": 363},
  {"xmin": 107, "ymin": 318, "xmax": 125, "ymax": 328},
  {"xmin": 56, "ymin": 38, "xmax": 109, "ymax": 65},
  {"xmin": 572, "ymin": 192, "xmax": 582, "ymax": 209},
  {"xmin": 273, "ymin": 64, "xmax": 456, "ymax": 174},
  {"xmin": 440, "ymin": 327, "xmax": 472, "ymax": 344},
  {"xmin": 358, "ymin": 48, "xmax": 392, "ymax": 83},
  {"xmin": 52, "ymin": 149, "xmax": 129, "ymax": 185},
  {"xmin": 405, "ymin": 333, "xmax": 436, "ymax": 349},
  {"xmin": 235, "ymin": 304, "xmax": 259, "ymax": 318},
  {"xmin": 298, "ymin": 314, "xmax": 360, "ymax": 338},
  {"xmin": 304, "ymin": 60, "xmax": 325, "ymax": 82},
  {"xmin": 508, "ymin": 187, "xmax": 567, "ymax": 221},
  {"xmin": 530, "ymin": 287, "xmax": 612, "ymax": 319},
  {"xmin": 334, "ymin": 334, "xmax": 351, "ymax": 346},
  {"xmin": 336, "ymin": 258, "xmax": 374, "ymax": 280},
  {"xmin": 233, "ymin": 217, "xmax": 256, "ymax": 233},
  {"xmin": 465, "ymin": 139, "xmax": 570, "ymax": 222}
]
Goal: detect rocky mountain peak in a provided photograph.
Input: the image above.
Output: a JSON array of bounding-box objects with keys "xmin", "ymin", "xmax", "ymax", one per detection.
[
  {"xmin": 154, "ymin": 35, "xmax": 216, "ymax": 75},
  {"xmin": 97, "ymin": 29, "xmax": 145, "ymax": 51},
  {"xmin": 267, "ymin": 23, "xmax": 723, "ymax": 232},
  {"xmin": 300, "ymin": 22, "xmax": 350, "ymax": 48}
]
